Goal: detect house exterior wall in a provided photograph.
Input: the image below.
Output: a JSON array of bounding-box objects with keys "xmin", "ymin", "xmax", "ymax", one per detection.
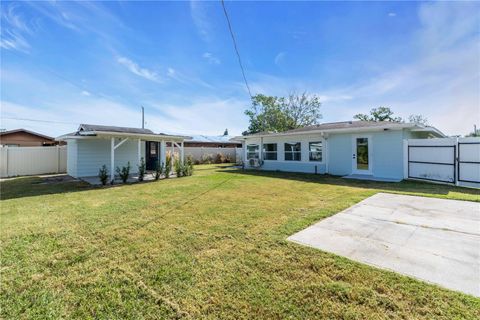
[
  {"xmin": 71, "ymin": 138, "xmax": 146, "ymax": 178},
  {"xmin": 325, "ymin": 133, "xmax": 352, "ymax": 176},
  {"xmin": 67, "ymin": 140, "xmax": 78, "ymax": 177},
  {"xmin": 244, "ymin": 133, "xmax": 327, "ymax": 174},
  {"xmin": 243, "ymin": 129, "xmax": 410, "ymax": 180},
  {"xmin": 0, "ymin": 131, "xmax": 63, "ymax": 147}
]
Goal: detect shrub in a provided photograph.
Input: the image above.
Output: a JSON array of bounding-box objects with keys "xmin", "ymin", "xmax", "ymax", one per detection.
[
  {"xmin": 225, "ymin": 154, "xmax": 232, "ymax": 163},
  {"xmin": 174, "ymin": 156, "xmax": 183, "ymax": 177},
  {"xmin": 215, "ymin": 153, "xmax": 226, "ymax": 164},
  {"xmin": 98, "ymin": 165, "xmax": 108, "ymax": 185},
  {"xmin": 201, "ymin": 154, "xmax": 213, "ymax": 164},
  {"xmin": 182, "ymin": 156, "xmax": 194, "ymax": 176},
  {"xmin": 116, "ymin": 162, "xmax": 131, "ymax": 183},
  {"xmin": 154, "ymin": 162, "xmax": 164, "ymax": 180},
  {"xmin": 137, "ymin": 157, "xmax": 146, "ymax": 182},
  {"xmin": 165, "ymin": 152, "xmax": 172, "ymax": 178}
]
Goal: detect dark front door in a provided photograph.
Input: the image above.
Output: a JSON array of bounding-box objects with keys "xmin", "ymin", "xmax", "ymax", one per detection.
[{"xmin": 146, "ymin": 141, "xmax": 159, "ymax": 170}]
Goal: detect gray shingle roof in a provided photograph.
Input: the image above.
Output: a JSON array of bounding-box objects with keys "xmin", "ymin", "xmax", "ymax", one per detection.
[
  {"xmin": 283, "ymin": 120, "xmax": 407, "ymax": 133},
  {"xmin": 244, "ymin": 121, "xmax": 410, "ymax": 136},
  {"xmin": 79, "ymin": 124, "xmax": 154, "ymax": 135}
]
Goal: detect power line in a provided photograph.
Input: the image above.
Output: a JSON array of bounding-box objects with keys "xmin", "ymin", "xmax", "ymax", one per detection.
[
  {"xmin": 1, "ymin": 117, "xmax": 79, "ymax": 125},
  {"xmin": 220, "ymin": 0, "xmax": 253, "ymax": 99},
  {"xmin": 4, "ymin": 48, "xmax": 124, "ymax": 103}
]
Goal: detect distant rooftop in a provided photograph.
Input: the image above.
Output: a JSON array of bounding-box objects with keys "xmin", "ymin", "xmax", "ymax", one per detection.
[{"xmin": 189, "ymin": 134, "xmax": 239, "ymax": 143}]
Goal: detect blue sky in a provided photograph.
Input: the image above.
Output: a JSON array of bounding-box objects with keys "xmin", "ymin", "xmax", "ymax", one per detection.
[{"xmin": 1, "ymin": 1, "xmax": 479, "ymax": 137}]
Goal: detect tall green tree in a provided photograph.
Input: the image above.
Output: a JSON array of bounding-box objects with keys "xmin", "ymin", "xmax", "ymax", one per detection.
[
  {"xmin": 408, "ymin": 114, "xmax": 429, "ymax": 126},
  {"xmin": 466, "ymin": 128, "xmax": 480, "ymax": 137},
  {"xmin": 244, "ymin": 92, "xmax": 322, "ymax": 135},
  {"xmin": 354, "ymin": 107, "xmax": 403, "ymax": 122}
]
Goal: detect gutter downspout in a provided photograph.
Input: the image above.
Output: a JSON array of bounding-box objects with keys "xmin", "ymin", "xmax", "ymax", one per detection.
[{"xmin": 324, "ymin": 133, "xmax": 329, "ymax": 174}]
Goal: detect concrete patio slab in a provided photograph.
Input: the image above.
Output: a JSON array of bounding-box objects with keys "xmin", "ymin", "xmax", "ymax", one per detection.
[{"xmin": 288, "ymin": 193, "xmax": 480, "ymax": 297}]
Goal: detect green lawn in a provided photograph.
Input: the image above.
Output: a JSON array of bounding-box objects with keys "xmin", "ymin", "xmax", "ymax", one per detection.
[{"xmin": 1, "ymin": 165, "xmax": 479, "ymax": 319}]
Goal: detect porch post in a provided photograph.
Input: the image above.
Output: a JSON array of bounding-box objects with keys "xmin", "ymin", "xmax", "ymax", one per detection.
[
  {"xmin": 137, "ymin": 138, "xmax": 141, "ymax": 167},
  {"xmin": 110, "ymin": 137, "xmax": 115, "ymax": 183},
  {"xmin": 160, "ymin": 140, "xmax": 166, "ymax": 165},
  {"xmin": 180, "ymin": 141, "xmax": 184, "ymax": 163}
]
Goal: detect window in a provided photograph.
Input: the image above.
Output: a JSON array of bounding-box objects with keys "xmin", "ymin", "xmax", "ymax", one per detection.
[
  {"xmin": 284, "ymin": 142, "xmax": 301, "ymax": 161},
  {"xmin": 263, "ymin": 143, "xmax": 277, "ymax": 160},
  {"xmin": 247, "ymin": 144, "xmax": 259, "ymax": 159},
  {"xmin": 309, "ymin": 141, "xmax": 323, "ymax": 162}
]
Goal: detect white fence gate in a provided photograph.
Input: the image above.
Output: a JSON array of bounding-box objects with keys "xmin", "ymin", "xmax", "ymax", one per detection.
[
  {"xmin": 0, "ymin": 146, "xmax": 67, "ymax": 178},
  {"xmin": 405, "ymin": 138, "xmax": 480, "ymax": 188}
]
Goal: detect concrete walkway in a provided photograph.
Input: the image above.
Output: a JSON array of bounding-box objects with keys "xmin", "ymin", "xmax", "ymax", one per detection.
[{"xmin": 288, "ymin": 193, "xmax": 480, "ymax": 297}]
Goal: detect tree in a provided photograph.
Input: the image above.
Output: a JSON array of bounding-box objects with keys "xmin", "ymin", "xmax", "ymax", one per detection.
[
  {"xmin": 244, "ymin": 92, "xmax": 322, "ymax": 135},
  {"xmin": 466, "ymin": 128, "xmax": 480, "ymax": 137},
  {"xmin": 408, "ymin": 114, "xmax": 429, "ymax": 126},
  {"xmin": 354, "ymin": 107, "xmax": 403, "ymax": 122}
]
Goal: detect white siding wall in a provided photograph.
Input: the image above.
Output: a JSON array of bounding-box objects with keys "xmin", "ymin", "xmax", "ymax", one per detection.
[
  {"xmin": 244, "ymin": 133, "xmax": 327, "ymax": 174},
  {"xmin": 67, "ymin": 140, "xmax": 78, "ymax": 177},
  {"xmin": 75, "ymin": 138, "xmax": 146, "ymax": 178}
]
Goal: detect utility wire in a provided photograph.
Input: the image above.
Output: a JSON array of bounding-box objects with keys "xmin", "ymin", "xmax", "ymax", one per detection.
[
  {"xmin": 4, "ymin": 48, "xmax": 125, "ymax": 104},
  {"xmin": 0, "ymin": 117, "xmax": 79, "ymax": 125},
  {"xmin": 220, "ymin": 0, "xmax": 253, "ymax": 99}
]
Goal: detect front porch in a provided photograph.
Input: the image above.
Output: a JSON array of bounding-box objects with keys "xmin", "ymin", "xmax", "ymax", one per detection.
[{"xmin": 108, "ymin": 136, "xmax": 185, "ymax": 183}]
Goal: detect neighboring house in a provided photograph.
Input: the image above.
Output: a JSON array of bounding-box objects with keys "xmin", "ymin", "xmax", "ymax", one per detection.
[
  {"xmin": 185, "ymin": 135, "xmax": 241, "ymax": 148},
  {"xmin": 57, "ymin": 124, "xmax": 190, "ymax": 181},
  {"xmin": 0, "ymin": 129, "xmax": 65, "ymax": 147},
  {"xmin": 185, "ymin": 132, "xmax": 242, "ymax": 148},
  {"xmin": 234, "ymin": 121, "xmax": 445, "ymax": 182}
]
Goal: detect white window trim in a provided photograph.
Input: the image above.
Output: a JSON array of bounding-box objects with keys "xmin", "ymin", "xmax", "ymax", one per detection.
[
  {"xmin": 262, "ymin": 143, "xmax": 278, "ymax": 161},
  {"xmin": 246, "ymin": 144, "xmax": 260, "ymax": 160},
  {"xmin": 308, "ymin": 140, "xmax": 324, "ymax": 163},
  {"xmin": 284, "ymin": 142, "xmax": 302, "ymax": 161}
]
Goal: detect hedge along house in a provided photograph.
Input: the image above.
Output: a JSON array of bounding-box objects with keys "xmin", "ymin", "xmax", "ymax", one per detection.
[
  {"xmin": 57, "ymin": 124, "xmax": 190, "ymax": 182},
  {"xmin": 234, "ymin": 121, "xmax": 445, "ymax": 182}
]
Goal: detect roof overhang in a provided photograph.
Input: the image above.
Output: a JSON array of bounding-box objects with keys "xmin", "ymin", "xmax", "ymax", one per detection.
[
  {"xmin": 410, "ymin": 126, "xmax": 446, "ymax": 138},
  {"xmin": 233, "ymin": 123, "xmax": 446, "ymax": 140},
  {"xmin": 56, "ymin": 130, "xmax": 191, "ymax": 142}
]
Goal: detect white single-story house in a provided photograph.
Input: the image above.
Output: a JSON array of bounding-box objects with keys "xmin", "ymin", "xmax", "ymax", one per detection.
[
  {"xmin": 234, "ymin": 121, "xmax": 446, "ymax": 182},
  {"xmin": 57, "ymin": 124, "xmax": 191, "ymax": 181}
]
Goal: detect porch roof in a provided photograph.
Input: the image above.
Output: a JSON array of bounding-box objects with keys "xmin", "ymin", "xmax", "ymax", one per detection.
[{"xmin": 56, "ymin": 124, "xmax": 191, "ymax": 142}]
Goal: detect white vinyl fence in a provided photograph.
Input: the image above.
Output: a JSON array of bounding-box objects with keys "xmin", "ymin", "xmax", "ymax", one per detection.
[
  {"xmin": 0, "ymin": 146, "xmax": 67, "ymax": 178},
  {"xmin": 404, "ymin": 137, "xmax": 480, "ymax": 188},
  {"xmin": 171, "ymin": 147, "xmax": 240, "ymax": 163}
]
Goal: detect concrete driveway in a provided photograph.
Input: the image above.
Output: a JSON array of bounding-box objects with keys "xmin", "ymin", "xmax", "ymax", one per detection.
[{"xmin": 288, "ymin": 193, "xmax": 480, "ymax": 297}]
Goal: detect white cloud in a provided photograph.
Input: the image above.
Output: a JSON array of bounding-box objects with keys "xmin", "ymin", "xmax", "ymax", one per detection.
[
  {"xmin": 81, "ymin": 90, "xmax": 91, "ymax": 96},
  {"xmin": 274, "ymin": 52, "xmax": 286, "ymax": 65},
  {"xmin": 1, "ymin": 94, "xmax": 249, "ymax": 137},
  {"xmin": 117, "ymin": 56, "xmax": 161, "ymax": 83},
  {"xmin": 166, "ymin": 67, "xmax": 214, "ymax": 89},
  {"xmin": 388, "ymin": 12, "xmax": 396, "ymax": 17},
  {"xmin": 202, "ymin": 52, "xmax": 221, "ymax": 64},
  {"xmin": 249, "ymin": 2, "xmax": 480, "ymax": 136},
  {"xmin": 0, "ymin": 3, "xmax": 32, "ymax": 52},
  {"xmin": 190, "ymin": 0, "xmax": 212, "ymax": 42}
]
